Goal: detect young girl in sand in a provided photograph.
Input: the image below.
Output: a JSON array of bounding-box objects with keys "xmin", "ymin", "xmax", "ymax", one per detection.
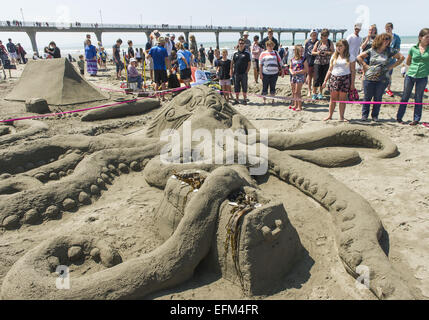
[
  {"xmin": 289, "ymin": 44, "xmax": 308, "ymax": 111},
  {"xmin": 217, "ymin": 49, "xmax": 232, "ymax": 101},
  {"xmin": 322, "ymin": 39, "xmax": 356, "ymax": 121}
]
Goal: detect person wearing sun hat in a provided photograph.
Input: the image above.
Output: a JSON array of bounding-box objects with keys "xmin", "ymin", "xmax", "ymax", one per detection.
[
  {"xmin": 242, "ymin": 31, "xmax": 251, "ymax": 54},
  {"xmin": 127, "ymin": 58, "xmax": 143, "ymax": 89}
]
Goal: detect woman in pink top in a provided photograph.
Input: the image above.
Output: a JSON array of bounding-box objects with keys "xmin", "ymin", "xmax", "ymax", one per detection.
[{"xmin": 251, "ymin": 35, "xmax": 263, "ymax": 83}]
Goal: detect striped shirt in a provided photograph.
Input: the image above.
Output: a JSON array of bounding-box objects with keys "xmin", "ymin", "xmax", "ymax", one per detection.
[{"xmin": 259, "ymin": 50, "xmax": 283, "ymax": 75}]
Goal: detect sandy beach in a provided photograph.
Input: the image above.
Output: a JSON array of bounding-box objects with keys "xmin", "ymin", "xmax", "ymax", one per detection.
[{"xmin": 0, "ymin": 59, "xmax": 428, "ymax": 300}]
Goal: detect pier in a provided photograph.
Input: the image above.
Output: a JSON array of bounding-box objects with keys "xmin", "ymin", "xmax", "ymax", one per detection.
[{"xmin": 0, "ymin": 20, "xmax": 347, "ymax": 54}]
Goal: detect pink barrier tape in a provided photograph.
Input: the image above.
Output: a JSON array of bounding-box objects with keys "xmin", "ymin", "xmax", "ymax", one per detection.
[
  {"xmin": 0, "ymin": 86, "xmax": 187, "ymax": 123},
  {"xmin": 218, "ymin": 90, "xmax": 429, "ymax": 106}
]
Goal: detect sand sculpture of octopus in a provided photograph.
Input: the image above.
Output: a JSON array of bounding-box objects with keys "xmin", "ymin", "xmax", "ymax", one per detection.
[{"xmin": 0, "ymin": 85, "xmax": 414, "ymax": 300}]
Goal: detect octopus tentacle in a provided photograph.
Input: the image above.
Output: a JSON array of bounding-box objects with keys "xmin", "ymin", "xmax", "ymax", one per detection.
[
  {"xmin": 266, "ymin": 125, "xmax": 398, "ymax": 159},
  {"xmin": 0, "ymin": 167, "xmax": 250, "ymax": 299},
  {"xmin": 269, "ymin": 149, "xmax": 414, "ymax": 299},
  {"xmin": 0, "ymin": 120, "xmax": 48, "ymax": 146},
  {"xmin": 0, "ymin": 143, "xmax": 163, "ymax": 230}
]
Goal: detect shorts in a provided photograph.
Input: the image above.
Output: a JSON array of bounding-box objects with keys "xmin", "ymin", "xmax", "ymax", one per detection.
[
  {"xmin": 233, "ymin": 73, "xmax": 248, "ymax": 93},
  {"xmin": 9, "ymin": 52, "xmax": 18, "ymax": 59},
  {"xmin": 154, "ymin": 69, "xmax": 168, "ymax": 85},
  {"xmin": 115, "ymin": 61, "xmax": 124, "ymax": 73},
  {"xmin": 180, "ymin": 68, "xmax": 192, "ymax": 80},
  {"xmin": 290, "ymin": 74, "xmax": 306, "ymax": 84},
  {"xmin": 219, "ymin": 79, "xmax": 231, "ymax": 86},
  {"xmin": 328, "ymin": 74, "xmax": 351, "ymax": 93},
  {"xmin": 146, "ymin": 58, "xmax": 153, "ymax": 70},
  {"xmin": 314, "ymin": 63, "xmax": 330, "ymax": 87}
]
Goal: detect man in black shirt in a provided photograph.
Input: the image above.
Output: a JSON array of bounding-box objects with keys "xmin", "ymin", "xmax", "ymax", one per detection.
[
  {"xmin": 207, "ymin": 47, "xmax": 214, "ymax": 67},
  {"xmin": 230, "ymin": 39, "xmax": 251, "ymax": 105},
  {"xmin": 259, "ymin": 28, "xmax": 279, "ymax": 51}
]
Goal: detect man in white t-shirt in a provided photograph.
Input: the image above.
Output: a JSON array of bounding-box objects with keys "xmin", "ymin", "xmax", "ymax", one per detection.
[{"xmin": 347, "ymin": 23, "xmax": 362, "ymax": 60}]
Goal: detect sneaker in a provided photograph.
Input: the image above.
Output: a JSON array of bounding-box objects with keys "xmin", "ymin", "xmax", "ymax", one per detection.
[
  {"xmin": 232, "ymin": 100, "xmax": 239, "ymax": 105},
  {"xmin": 372, "ymin": 117, "xmax": 379, "ymax": 122},
  {"xmin": 312, "ymin": 94, "xmax": 318, "ymax": 100},
  {"xmin": 317, "ymin": 93, "xmax": 324, "ymax": 100},
  {"xmin": 361, "ymin": 116, "xmax": 368, "ymax": 121},
  {"xmin": 242, "ymin": 100, "xmax": 247, "ymax": 105},
  {"xmin": 397, "ymin": 119, "xmax": 406, "ymax": 124},
  {"xmin": 386, "ymin": 90, "xmax": 394, "ymax": 97},
  {"xmin": 409, "ymin": 121, "xmax": 419, "ymax": 126}
]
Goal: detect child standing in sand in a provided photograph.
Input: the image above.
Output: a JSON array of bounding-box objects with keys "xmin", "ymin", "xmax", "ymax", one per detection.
[
  {"xmin": 217, "ymin": 49, "xmax": 232, "ymax": 101},
  {"xmin": 77, "ymin": 55, "xmax": 85, "ymax": 76},
  {"xmin": 322, "ymin": 39, "xmax": 356, "ymax": 122},
  {"xmin": 289, "ymin": 45, "xmax": 308, "ymax": 111}
]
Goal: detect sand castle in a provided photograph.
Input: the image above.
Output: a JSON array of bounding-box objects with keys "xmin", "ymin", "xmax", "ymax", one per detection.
[
  {"xmin": 5, "ymin": 58, "xmax": 108, "ymax": 106},
  {"xmin": 0, "ymin": 86, "xmax": 416, "ymax": 299}
]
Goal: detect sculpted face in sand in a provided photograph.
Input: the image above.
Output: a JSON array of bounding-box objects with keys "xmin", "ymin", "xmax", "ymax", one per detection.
[{"xmin": 0, "ymin": 86, "xmax": 415, "ymax": 299}]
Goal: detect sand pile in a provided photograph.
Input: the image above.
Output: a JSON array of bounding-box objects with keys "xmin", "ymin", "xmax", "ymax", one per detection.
[{"xmin": 5, "ymin": 58, "xmax": 108, "ymax": 106}]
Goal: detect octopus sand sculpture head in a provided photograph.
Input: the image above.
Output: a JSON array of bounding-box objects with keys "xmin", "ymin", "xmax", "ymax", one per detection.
[{"xmin": 0, "ymin": 86, "xmax": 416, "ymax": 299}]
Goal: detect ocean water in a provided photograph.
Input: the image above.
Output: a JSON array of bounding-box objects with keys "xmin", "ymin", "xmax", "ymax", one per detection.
[{"xmin": 60, "ymin": 36, "xmax": 418, "ymax": 60}]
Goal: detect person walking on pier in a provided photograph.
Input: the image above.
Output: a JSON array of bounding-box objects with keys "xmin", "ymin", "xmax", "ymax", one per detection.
[
  {"xmin": 113, "ymin": 38, "xmax": 124, "ymax": 80},
  {"xmin": 231, "ymin": 38, "xmax": 251, "ymax": 105},
  {"xmin": 260, "ymin": 28, "xmax": 279, "ymax": 51},
  {"xmin": 85, "ymin": 39, "xmax": 98, "ymax": 76}
]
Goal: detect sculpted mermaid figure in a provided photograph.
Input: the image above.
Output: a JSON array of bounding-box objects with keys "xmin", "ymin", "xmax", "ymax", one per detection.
[{"xmin": 0, "ymin": 86, "xmax": 414, "ymax": 299}]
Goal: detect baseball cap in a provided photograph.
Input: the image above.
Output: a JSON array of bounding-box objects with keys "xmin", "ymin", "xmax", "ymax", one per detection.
[
  {"xmin": 310, "ymin": 29, "xmax": 318, "ymax": 35},
  {"xmin": 165, "ymin": 33, "xmax": 170, "ymax": 37},
  {"xmin": 243, "ymin": 31, "xmax": 249, "ymax": 35},
  {"xmin": 158, "ymin": 37, "xmax": 165, "ymax": 43},
  {"xmin": 130, "ymin": 58, "xmax": 137, "ymax": 63},
  {"xmin": 354, "ymin": 23, "xmax": 362, "ymax": 30},
  {"xmin": 153, "ymin": 30, "xmax": 161, "ymax": 37},
  {"xmin": 184, "ymin": 43, "xmax": 189, "ymax": 49},
  {"xmin": 171, "ymin": 34, "xmax": 175, "ymax": 37}
]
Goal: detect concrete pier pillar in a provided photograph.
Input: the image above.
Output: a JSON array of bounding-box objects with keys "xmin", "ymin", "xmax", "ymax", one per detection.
[
  {"xmin": 145, "ymin": 31, "xmax": 151, "ymax": 42},
  {"xmin": 94, "ymin": 31, "xmax": 103, "ymax": 44},
  {"xmin": 277, "ymin": 32, "xmax": 281, "ymax": 43},
  {"xmin": 305, "ymin": 32, "xmax": 308, "ymax": 39},
  {"xmin": 215, "ymin": 32, "xmax": 219, "ymax": 49},
  {"xmin": 292, "ymin": 32, "xmax": 296, "ymax": 45},
  {"xmin": 341, "ymin": 32, "xmax": 345, "ymax": 39},
  {"xmin": 239, "ymin": 31, "xmax": 244, "ymax": 39},
  {"xmin": 260, "ymin": 32, "xmax": 264, "ymax": 41},
  {"xmin": 333, "ymin": 33, "xmax": 337, "ymax": 42},
  {"xmin": 184, "ymin": 32, "xmax": 189, "ymax": 44},
  {"xmin": 26, "ymin": 31, "xmax": 38, "ymax": 55}
]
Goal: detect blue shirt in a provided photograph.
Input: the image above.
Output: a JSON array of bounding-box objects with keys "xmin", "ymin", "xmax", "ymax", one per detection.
[
  {"xmin": 391, "ymin": 33, "xmax": 401, "ymax": 50},
  {"xmin": 85, "ymin": 45, "xmax": 97, "ymax": 60},
  {"xmin": 177, "ymin": 49, "xmax": 192, "ymax": 70},
  {"xmin": 149, "ymin": 45, "xmax": 168, "ymax": 70}
]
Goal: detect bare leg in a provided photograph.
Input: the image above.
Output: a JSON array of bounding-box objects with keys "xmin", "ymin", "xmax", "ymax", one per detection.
[
  {"xmin": 324, "ymin": 91, "xmax": 338, "ymax": 121},
  {"xmin": 338, "ymin": 92, "xmax": 348, "ymax": 121}
]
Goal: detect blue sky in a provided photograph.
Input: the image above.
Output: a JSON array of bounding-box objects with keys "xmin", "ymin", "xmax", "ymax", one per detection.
[{"xmin": 0, "ymin": 0, "xmax": 427, "ymax": 49}]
